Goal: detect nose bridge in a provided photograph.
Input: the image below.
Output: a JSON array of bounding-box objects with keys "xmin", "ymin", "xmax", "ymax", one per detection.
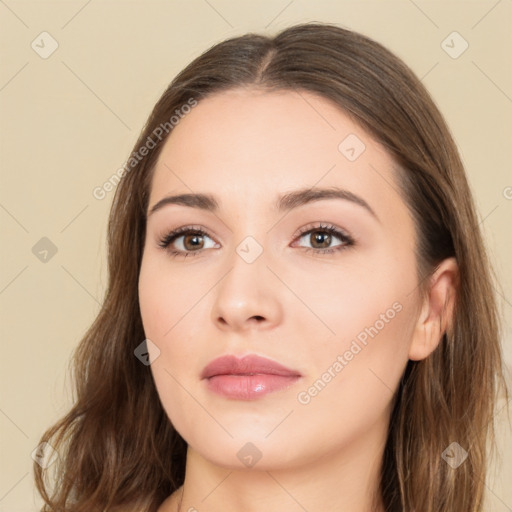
[{"xmin": 210, "ymin": 230, "xmax": 282, "ymax": 331}]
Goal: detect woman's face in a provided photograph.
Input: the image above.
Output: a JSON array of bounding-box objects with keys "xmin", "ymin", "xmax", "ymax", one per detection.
[{"xmin": 138, "ymin": 87, "xmax": 422, "ymax": 470}]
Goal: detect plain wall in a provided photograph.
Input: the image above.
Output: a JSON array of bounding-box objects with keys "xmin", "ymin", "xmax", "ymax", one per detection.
[{"xmin": 1, "ymin": 1, "xmax": 511, "ymax": 510}]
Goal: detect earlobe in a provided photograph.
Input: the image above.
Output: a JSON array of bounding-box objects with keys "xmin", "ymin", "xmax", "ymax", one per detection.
[{"xmin": 408, "ymin": 257, "xmax": 459, "ymax": 361}]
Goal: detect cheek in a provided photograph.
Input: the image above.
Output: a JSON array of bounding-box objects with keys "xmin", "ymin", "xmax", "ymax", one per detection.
[
  {"xmin": 282, "ymin": 246, "xmax": 417, "ymax": 360},
  {"xmin": 138, "ymin": 251, "xmax": 208, "ymax": 341},
  {"xmin": 291, "ymin": 301, "xmax": 415, "ymax": 454},
  {"xmin": 138, "ymin": 254, "xmax": 212, "ymax": 420},
  {"xmin": 288, "ymin": 249, "xmax": 417, "ymax": 414}
]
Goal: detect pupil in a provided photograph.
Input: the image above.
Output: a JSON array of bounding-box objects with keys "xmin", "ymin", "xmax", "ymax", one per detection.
[
  {"xmin": 185, "ymin": 234, "xmax": 203, "ymax": 250},
  {"xmin": 313, "ymin": 231, "xmax": 331, "ymax": 248}
]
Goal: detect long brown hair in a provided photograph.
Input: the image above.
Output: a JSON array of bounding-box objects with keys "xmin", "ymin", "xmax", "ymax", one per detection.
[{"xmin": 34, "ymin": 22, "xmax": 509, "ymax": 511}]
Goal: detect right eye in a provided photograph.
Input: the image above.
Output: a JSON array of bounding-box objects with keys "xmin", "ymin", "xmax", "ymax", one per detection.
[{"xmin": 158, "ymin": 226, "xmax": 218, "ymax": 258}]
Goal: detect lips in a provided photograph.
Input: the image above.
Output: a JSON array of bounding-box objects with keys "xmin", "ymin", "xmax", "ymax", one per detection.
[
  {"xmin": 201, "ymin": 354, "xmax": 302, "ymax": 400},
  {"xmin": 201, "ymin": 354, "xmax": 301, "ymax": 379}
]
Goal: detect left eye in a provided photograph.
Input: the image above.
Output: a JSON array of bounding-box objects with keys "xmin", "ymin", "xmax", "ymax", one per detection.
[{"xmin": 293, "ymin": 225, "xmax": 354, "ymax": 253}]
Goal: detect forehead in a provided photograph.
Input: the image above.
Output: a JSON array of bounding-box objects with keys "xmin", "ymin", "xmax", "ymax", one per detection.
[{"xmin": 150, "ymin": 87, "xmax": 405, "ymax": 221}]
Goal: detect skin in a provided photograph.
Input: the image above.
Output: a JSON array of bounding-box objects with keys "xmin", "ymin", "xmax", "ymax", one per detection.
[{"xmin": 138, "ymin": 87, "xmax": 458, "ymax": 512}]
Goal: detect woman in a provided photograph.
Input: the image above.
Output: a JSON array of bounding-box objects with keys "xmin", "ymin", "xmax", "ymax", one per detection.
[{"xmin": 34, "ymin": 22, "xmax": 508, "ymax": 512}]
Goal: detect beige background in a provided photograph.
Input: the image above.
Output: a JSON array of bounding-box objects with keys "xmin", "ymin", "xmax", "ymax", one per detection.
[{"xmin": 1, "ymin": 1, "xmax": 511, "ymax": 510}]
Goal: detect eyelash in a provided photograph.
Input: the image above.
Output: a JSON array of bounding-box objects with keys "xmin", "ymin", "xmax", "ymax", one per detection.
[{"xmin": 157, "ymin": 223, "xmax": 355, "ymax": 259}]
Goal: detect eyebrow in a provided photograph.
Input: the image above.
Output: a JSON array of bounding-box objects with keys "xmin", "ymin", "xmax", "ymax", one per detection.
[{"xmin": 147, "ymin": 186, "xmax": 379, "ymax": 222}]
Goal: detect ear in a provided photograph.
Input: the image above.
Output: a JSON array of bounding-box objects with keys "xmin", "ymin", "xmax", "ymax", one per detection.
[{"xmin": 409, "ymin": 257, "xmax": 459, "ymax": 361}]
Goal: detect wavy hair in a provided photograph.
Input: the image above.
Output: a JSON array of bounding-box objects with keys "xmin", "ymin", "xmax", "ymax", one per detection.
[{"xmin": 34, "ymin": 22, "xmax": 508, "ymax": 511}]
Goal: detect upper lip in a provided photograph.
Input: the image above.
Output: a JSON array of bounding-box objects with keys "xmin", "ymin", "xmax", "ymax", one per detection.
[{"xmin": 200, "ymin": 354, "xmax": 301, "ymax": 379}]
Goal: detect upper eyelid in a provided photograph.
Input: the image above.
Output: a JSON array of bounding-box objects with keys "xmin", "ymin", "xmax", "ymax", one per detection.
[{"xmin": 295, "ymin": 222, "xmax": 351, "ymax": 237}]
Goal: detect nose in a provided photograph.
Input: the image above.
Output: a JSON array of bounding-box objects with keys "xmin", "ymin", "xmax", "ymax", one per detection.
[{"xmin": 210, "ymin": 245, "xmax": 283, "ymax": 333}]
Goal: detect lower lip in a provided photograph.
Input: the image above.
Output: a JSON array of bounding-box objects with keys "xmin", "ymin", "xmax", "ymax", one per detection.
[{"xmin": 205, "ymin": 374, "xmax": 301, "ymax": 400}]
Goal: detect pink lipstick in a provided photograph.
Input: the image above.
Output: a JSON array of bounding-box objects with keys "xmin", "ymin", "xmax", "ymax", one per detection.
[{"xmin": 201, "ymin": 354, "xmax": 302, "ymax": 400}]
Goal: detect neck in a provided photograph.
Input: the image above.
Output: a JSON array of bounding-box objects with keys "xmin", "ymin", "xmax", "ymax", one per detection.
[{"xmin": 172, "ymin": 420, "xmax": 388, "ymax": 512}]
